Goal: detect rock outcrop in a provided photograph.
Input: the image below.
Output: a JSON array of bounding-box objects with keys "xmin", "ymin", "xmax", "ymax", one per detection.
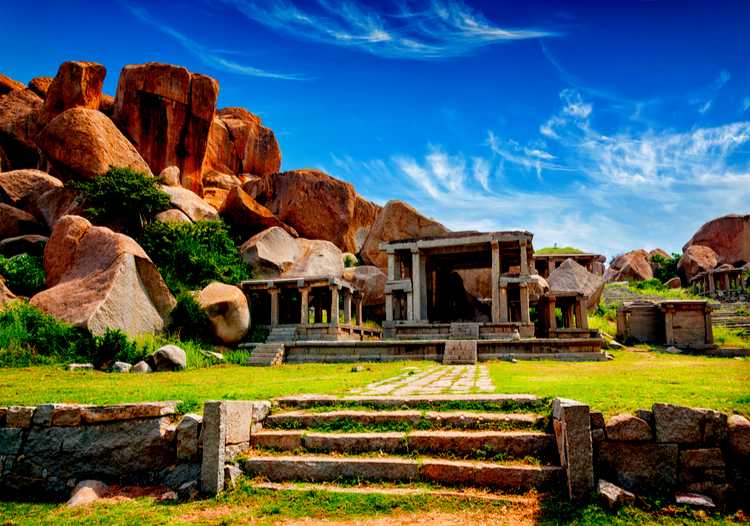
[
  {"xmin": 113, "ymin": 62, "xmax": 219, "ymax": 195},
  {"xmin": 31, "ymin": 187, "xmax": 80, "ymax": 229},
  {"xmin": 246, "ymin": 169, "xmax": 379, "ymax": 254},
  {"xmin": 0, "ymin": 277, "xmax": 16, "ymax": 305},
  {"xmin": 202, "ymin": 107, "xmax": 281, "ymax": 178},
  {"xmin": 220, "ymin": 186, "xmax": 296, "ymax": 237},
  {"xmin": 285, "ymin": 238, "xmax": 344, "ymax": 278},
  {"xmin": 0, "ymin": 88, "xmax": 43, "ymax": 169},
  {"xmin": 159, "ymin": 185, "xmax": 218, "ymax": 222},
  {"xmin": 196, "ymin": 282, "xmax": 250, "ymax": 344},
  {"xmin": 683, "ymin": 214, "xmax": 750, "ymax": 266},
  {"xmin": 36, "ymin": 108, "xmax": 152, "ymax": 180},
  {"xmin": 155, "ymin": 209, "xmax": 191, "ymax": 224},
  {"xmin": 0, "ymin": 73, "xmax": 25, "ymax": 96},
  {"xmin": 0, "ymin": 169, "xmax": 63, "ymax": 211},
  {"xmin": 240, "ymin": 226, "xmax": 299, "ymax": 278},
  {"xmin": 678, "ymin": 245, "xmax": 719, "ymax": 282},
  {"xmin": 40, "ymin": 61, "xmax": 106, "ymax": 125},
  {"xmin": 548, "ymin": 258, "xmax": 605, "ymax": 311},
  {"xmin": 604, "ymin": 249, "xmax": 653, "ymax": 282},
  {"xmin": 342, "ymin": 265, "xmax": 386, "ymax": 306},
  {"xmin": 361, "ymin": 200, "xmax": 449, "ymax": 270},
  {"xmin": 27, "ymin": 77, "xmax": 53, "ymax": 99},
  {"xmin": 0, "ymin": 203, "xmax": 44, "ymax": 239},
  {"xmin": 30, "ymin": 215, "xmax": 175, "ymax": 336}
]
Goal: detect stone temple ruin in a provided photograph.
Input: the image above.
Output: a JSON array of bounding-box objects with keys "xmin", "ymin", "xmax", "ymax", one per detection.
[
  {"xmin": 243, "ymin": 230, "xmax": 606, "ymax": 365},
  {"xmin": 616, "ymin": 300, "xmax": 714, "ymax": 350}
]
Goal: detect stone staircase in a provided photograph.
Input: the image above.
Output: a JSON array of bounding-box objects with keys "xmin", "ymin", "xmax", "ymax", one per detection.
[
  {"xmin": 265, "ymin": 326, "xmax": 298, "ymax": 342},
  {"xmin": 239, "ymin": 394, "xmax": 563, "ymax": 493},
  {"xmin": 711, "ymin": 301, "xmax": 750, "ymax": 333},
  {"xmin": 602, "ymin": 283, "xmax": 667, "ymax": 306},
  {"xmin": 246, "ymin": 342, "xmax": 285, "ymax": 366}
]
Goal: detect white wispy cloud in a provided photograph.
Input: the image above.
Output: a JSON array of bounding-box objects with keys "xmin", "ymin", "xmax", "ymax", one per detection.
[
  {"xmin": 219, "ymin": 0, "xmax": 555, "ymax": 59},
  {"xmin": 125, "ymin": 4, "xmax": 305, "ymax": 80}
]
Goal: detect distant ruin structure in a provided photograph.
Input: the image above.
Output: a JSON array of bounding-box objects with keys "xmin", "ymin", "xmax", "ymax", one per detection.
[
  {"xmin": 616, "ymin": 300, "xmax": 714, "ymax": 350},
  {"xmin": 534, "ymin": 252, "xmax": 606, "ymax": 278}
]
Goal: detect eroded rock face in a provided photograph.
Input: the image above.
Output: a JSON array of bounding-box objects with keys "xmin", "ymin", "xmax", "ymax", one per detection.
[
  {"xmin": 0, "ymin": 169, "xmax": 63, "ymax": 211},
  {"xmin": 159, "ymin": 185, "xmax": 218, "ymax": 222},
  {"xmin": 40, "ymin": 61, "xmax": 106, "ymax": 125},
  {"xmin": 286, "ymin": 238, "xmax": 344, "ymax": 278},
  {"xmin": 113, "ymin": 62, "xmax": 219, "ymax": 195},
  {"xmin": 604, "ymin": 249, "xmax": 653, "ymax": 282},
  {"xmin": 36, "ymin": 108, "xmax": 152, "ymax": 180},
  {"xmin": 548, "ymin": 259, "xmax": 605, "ymax": 311},
  {"xmin": 678, "ymin": 245, "xmax": 719, "ymax": 282},
  {"xmin": 30, "ymin": 215, "xmax": 175, "ymax": 336},
  {"xmin": 159, "ymin": 166, "xmax": 181, "ymax": 187},
  {"xmin": 0, "ymin": 73, "xmax": 25, "ymax": 96},
  {"xmin": 683, "ymin": 214, "xmax": 750, "ymax": 266},
  {"xmin": 240, "ymin": 226, "xmax": 300, "ymax": 278},
  {"xmin": 0, "ymin": 234, "xmax": 48, "ymax": 257},
  {"xmin": 0, "ymin": 277, "xmax": 16, "ymax": 305},
  {"xmin": 342, "ymin": 265, "xmax": 386, "ymax": 306},
  {"xmin": 27, "ymin": 77, "xmax": 53, "ymax": 99},
  {"xmin": 155, "ymin": 209, "xmax": 192, "ymax": 224},
  {"xmin": 0, "ymin": 203, "xmax": 44, "ymax": 238},
  {"xmin": 246, "ymin": 169, "xmax": 380, "ymax": 254},
  {"xmin": 361, "ymin": 200, "xmax": 448, "ymax": 270},
  {"xmin": 31, "ymin": 187, "xmax": 80, "ymax": 229},
  {"xmin": 197, "ymin": 282, "xmax": 250, "ymax": 344},
  {"xmin": 202, "ymin": 107, "xmax": 281, "ymax": 177},
  {"xmin": 605, "ymin": 414, "xmax": 653, "ymax": 441},
  {"xmin": 221, "ymin": 186, "xmax": 296, "ymax": 238},
  {"xmin": 0, "ymin": 88, "xmax": 43, "ymax": 169}
]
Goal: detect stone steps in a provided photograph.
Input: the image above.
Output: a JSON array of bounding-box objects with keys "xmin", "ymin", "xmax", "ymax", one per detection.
[
  {"xmin": 240, "ymin": 455, "xmax": 562, "ymax": 491},
  {"xmin": 250, "ymin": 430, "xmax": 557, "ymax": 462},
  {"xmin": 264, "ymin": 409, "xmax": 544, "ymax": 431},
  {"xmin": 274, "ymin": 394, "xmax": 543, "ymax": 410},
  {"xmin": 265, "ymin": 327, "xmax": 298, "ymax": 343},
  {"xmin": 246, "ymin": 343, "xmax": 285, "ymax": 366}
]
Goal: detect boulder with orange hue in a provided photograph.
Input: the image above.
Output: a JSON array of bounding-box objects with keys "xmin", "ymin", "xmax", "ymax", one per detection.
[
  {"xmin": 196, "ymin": 282, "xmax": 250, "ymax": 344},
  {"xmin": 40, "ymin": 61, "xmax": 106, "ymax": 125},
  {"xmin": 0, "ymin": 73, "xmax": 25, "ymax": 96},
  {"xmin": 202, "ymin": 107, "xmax": 281, "ymax": 178},
  {"xmin": 202, "ymin": 187, "xmax": 229, "ymax": 211},
  {"xmin": 0, "ymin": 88, "xmax": 43, "ymax": 169},
  {"xmin": 0, "ymin": 169, "xmax": 63, "ymax": 211},
  {"xmin": 31, "ymin": 187, "xmax": 81, "ymax": 229},
  {"xmin": 361, "ymin": 200, "xmax": 449, "ymax": 270},
  {"xmin": 604, "ymin": 249, "xmax": 653, "ymax": 282},
  {"xmin": 0, "ymin": 277, "xmax": 16, "ymax": 305},
  {"xmin": 99, "ymin": 94, "xmax": 114, "ymax": 116},
  {"xmin": 27, "ymin": 77, "xmax": 53, "ymax": 99},
  {"xmin": 683, "ymin": 214, "xmax": 750, "ymax": 266},
  {"xmin": 113, "ymin": 62, "xmax": 218, "ymax": 195},
  {"xmin": 30, "ymin": 215, "xmax": 175, "ymax": 336},
  {"xmin": 159, "ymin": 184, "xmax": 218, "ymax": 222},
  {"xmin": 678, "ymin": 245, "xmax": 719, "ymax": 282},
  {"xmin": 342, "ymin": 265, "xmax": 386, "ymax": 306},
  {"xmin": 286, "ymin": 238, "xmax": 344, "ymax": 278},
  {"xmin": 246, "ymin": 169, "xmax": 379, "ymax": 254},
  {"xmin": 0, "ymin": 203, "xmax": 44, "ymax": 239},
  {"xmin": 36, "ymin": 108, "xmax": 152, "ymax": 180},
  {"xmin": 220, "ymin": 186, "xmax": 296, "ymax": 237},
  {"xmin": 240, "ymin": 226, "xmax": 299, "ymax": 278}
]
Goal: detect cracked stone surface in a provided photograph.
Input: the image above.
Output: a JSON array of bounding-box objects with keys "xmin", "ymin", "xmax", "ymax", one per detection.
[{"xmin": 352, "ymin": 365, "xmax": 496, "ymax": 396}]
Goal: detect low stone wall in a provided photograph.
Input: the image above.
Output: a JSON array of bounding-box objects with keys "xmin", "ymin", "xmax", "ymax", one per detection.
[{"xmin": 0, "ymin": 402, "xmax": 202, "ymax": 499}]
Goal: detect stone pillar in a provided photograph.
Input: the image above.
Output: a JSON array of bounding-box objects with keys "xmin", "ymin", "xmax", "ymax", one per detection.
[
  {"xmin": 387, "ymin": 251, "xmax": 396, "ymax": 280},
  {"xmin": 411, "ymin": 249, "xmax": 422, "ymax": 322},
  {"xmin": 575, "ymin": 300, "xmax": 588, "ymax": 329},
  {"xmin": 300, "ymin": 287, "xmax": 309, "ymax": 326},
  {"xmin": 343, "ymin": 289, "xmax": 352, "ymax": 326},
  {"xmin": 406, "ymin": 291, "xmax": 414, "ymax": 321},
  {"xmin": 552, "ymin": 398, "xmax": 594, "ymax": 502},
  {"xmin": 520, "ymin": 240, "xmax": 529, "ymax": 275},
  {"xmin": 705, "ymin": 306, "xmax": 714, "ymax": 344},
  {"xmin": 491, "ymin": 241, "xmax": 500, "ymax": 323},
  {"xmin": 200, "ymin": 401, "xmax": 226, "ymax": 495},
  {"xmin": 269, "ymin": 288, "xmax": 279, "ymax": 327},
  {"xmin": 499, "ymin": 283, "xmax": 509, "ymax": 323},
  {"xmin": 664, "ymin": 307, "xmax": 674, "ymax": 345},
  {"xmin": 329, "ymin": 286, "xmax": 339, "ymax": 327},
  {"xmin": 520, "ymin": 283, "xmax": 530, "ymax": 323},
  {"xmin": 385, "ymin": 293, "xmax": 393, "ymax": 322},
  {"xmin": 357, "ymin": 298, "xmax": 364, "ymax": 327},
  {"xmin": 563, "ymin": 303, "xmax": 574, "ymax": 328},
  {"xmin": 708, "ymin": 272, "xmax": 715, "ymax": 294},
  {"xmin": 547, "ymin": 296, "xmax": 557, "ymax": 330}
]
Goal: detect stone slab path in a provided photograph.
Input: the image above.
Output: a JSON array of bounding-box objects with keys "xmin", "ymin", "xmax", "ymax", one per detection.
[{"xmin": 351, "ymin": 365, "xmax": 495, "ymax": 396}]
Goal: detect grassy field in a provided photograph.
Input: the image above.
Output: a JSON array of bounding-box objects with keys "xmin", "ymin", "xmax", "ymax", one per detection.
[
  {"xmin": 1, "ymin": 352, "xmax": 747, "ymax": 416},
  {"xmin": 1, "ymin": 481, "xmax": 747, "ymax": 526}
]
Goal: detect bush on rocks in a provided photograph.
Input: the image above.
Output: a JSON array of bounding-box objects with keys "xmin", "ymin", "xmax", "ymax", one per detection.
[
  {"xmin": 0, "ymin": 253, "xmax": 45, "ymax": 296},
  {"xmin": 70, "ymin": 166, "xmax": 170, "ymax": 236},
  {"xmin": 168, "ymin": 292, "xmax": 214, "ymax": 343},
  {"xmin": 139, "ymin": 220, "xmax": 249, "ymax": 294}
]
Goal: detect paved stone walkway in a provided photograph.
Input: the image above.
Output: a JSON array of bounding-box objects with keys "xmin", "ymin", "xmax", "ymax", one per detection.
[{"xmin": 352, "ymin": 365, "xmax": 495, "ymax": 396}]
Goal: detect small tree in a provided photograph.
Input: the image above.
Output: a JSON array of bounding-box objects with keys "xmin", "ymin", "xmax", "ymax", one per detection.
[
  {"xmin": 71, "ymin": 167, "xmax": 170, "ymax": 236},
  {"xmin": 650, "ymin": 253, "xmax": 681, "ymax": 283}
]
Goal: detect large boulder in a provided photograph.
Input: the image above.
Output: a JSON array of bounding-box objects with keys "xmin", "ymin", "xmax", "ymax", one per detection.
[
  {"xmin": 0, "ymin": 88, "xmax": 43, "ymax": 169},
  {"xmin": 240, "ymin": 226, "xmax": 300, "ymax": 278},
  {"xmin": 40, "ymin": 61, "xmax": 106, "ymax": 125},
  {"xmin": 604, "ymin": 249, "xmax": 653, "ymax": 282},
  {"xmin": 159, "ymin": 185, "xmax": 218, "ymax": 222},
  {"xmin": 151, "ymin": 345, "xmax": 187, "ymax": 372},
  {"xmin": 0, "ymin": 234, "xmax": 48, "ymax": 257},
  {"xmin": 31, "ymin": 187, "xmax": 80, "ymax": 229},
  {"xmin": 0, "ymin": 73, "xmax": 25, "ymax": 96},
  {"xmin": 683, "ymin": 214, "xmax": 750, "ymax": 266},
  {"xmin": 30, "ymin": 215, "xmax": 175, "ymax": 336},
  {"xmin": 361, "ymin": 200, "xmax": 449, "ymax": 270},
  {"xmin": 0, "ymin": 169, "xmax": 63, "ymax": 211},
  {"xmin": 285, "ymin": 238, "xmax": 344, "ymax": 278},
  {"xmin": 113, "ymin": 62, "xmax": 219, "ymax": 195},
  {"xmin": 27, "ymin": 77, "xmax": 53, "ymax": 99},
  {"xmin": 246, "ymin": 169, "xmax": 380, "ymax": 254},
  {"xmin": 196, "ymin": 282, "xmax": 250, "ymax": 344},
  {"xmin": 202, "ymin": 107, "xmax": 281, "ymax": 177},
  {"xmin": 36, "ymin": 108, "xmax": 152, "ymax": 180},
  {"xmin": 342, "ymin": 265, "xmax": 386, "ymax": 306},
  {"xmin": 548, "ymin": 258, "xmax": 605, "ymax": 311},
  {"xmin": 678, "ymin": 245, "xmax": 719, "ymax": 282},
  {"xmin": 155, "ymin": 208, "xmax": 192, "ymax": 224},
  {"xmin": 0, "ymin": 277, "xmax": 16, "ymax": 305},
  {"xmin": 220, "ymin": 186, "xmax": 295, "ymax": 237},
  {"xmin": 0, "ymin": 203, "xmax": 44, "ymax": 238}
]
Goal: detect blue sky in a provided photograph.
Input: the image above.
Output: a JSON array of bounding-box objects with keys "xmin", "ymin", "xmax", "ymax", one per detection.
[{"xmin": 2, "ymin": 0, "xmax": 749, "ymax": 257}]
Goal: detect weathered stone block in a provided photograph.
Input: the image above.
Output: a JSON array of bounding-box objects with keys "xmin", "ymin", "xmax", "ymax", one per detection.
[
  {"xmin": 0, "ymin": 407, "xmax": 7, "ymax": 427},
  {"xmin": 598, "ymin": 442, "xmax": 678, "ymax": 494},
  {"xmin": 653, "ymin": 404, "xmax": 726, "ymax": 444},
  {"xmin": 224, "ymin": 464, "xmax": 242, "ymax": 490},
  {"xmin": 703, "ymin": 411, "xmax": 728, "ymax": 445},
  {"xmin": 728, "ymin": 414, "xmax": 750, "ymax": 458},
  {"xmin": 552, "ymin": 398, "xmax": 594, "ymax": 501},
  {"xmin": 6, "ymin": 406, "xmax": 35, "ymax": 428},
  {"xmin": 598, "ymin": 479, "xmax": 635, "ymax": 509},
  {"xmin": 176, "ymin": 413, "xmax": 202, "ymax": 461},
  {"xmin": 591, "ymin": 429, "xmax": 605, "ymax": 443},
  {"xmin": 680, "ymin": 448, "xmax": 725, "ymax": 470},
  {"xmin": 80, "ymin": 402, "xmax": 178, "ymax": 424},
  {"xmin": 635, "ymin": 409, "xmax": 654, "ymax": 427},
  {"xmin": 420, "ymin": 459, "xmax": 475, "ymax": 485},
  {"xmin": 589, "ymin": 411, "xmax": 605, "ymax": 430},
  {"xmin": 0, "ymin": 428, "xmax": 23, "ymax": 455},
  {"xmin": 200, "ymin": 401, "xmax": 226, "ymax": 495},
  {"xmin": 224, "ymin": 401, "xmax": 270, "ymax": 445},
  {"xmin": 605, "ymin": 414, "xmax": 653, "ymax": 441},
  {"xmin": 32, "ymin": 404, "xmax": 84, "ymax": 427}
]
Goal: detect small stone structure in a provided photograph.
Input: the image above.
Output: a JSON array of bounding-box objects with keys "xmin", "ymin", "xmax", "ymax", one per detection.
[
  {"xmin": 616, "ymin": 300, "xmax": 714, "ymax": 350},
  {"xmin": 535, "ymin": 252, "xmax": 606, "ymax": 278},
  {"xmin": 691, "ymin": 265, "xmax": 748, "ymax": 300},
  {"xmin": 241, "ymin": 276, "xmax": 379, "ymax": 341},
  {"xmin": 537, "ymin": 291, "xmax": 590, "ymax": 338}
]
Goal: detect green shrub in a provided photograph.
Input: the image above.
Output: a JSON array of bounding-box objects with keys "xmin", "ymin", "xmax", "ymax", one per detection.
[
  {"xmin": 168, "ymin": 293, "xmax": 214, "ymax": 343},
  {"xmin": 0, "ymin": 254, "xmax": 46, "ymax": 296},
  {"xmin": 343, "ymin": 254, "xmax": 358, "ymax": 268},
  {"xmin": 630, "ymin": 278, "xmax": 667, "ymax": 292},
  {"xmin": 535, "ymin": 246, "xmax": 584, "ymax": 254},
  {"xmin": 71, "ymin": 166, "xmax": 170, "ymax": 236},
  {"xmin": 139, "ymin": 220, "xmax": 249, "ymax": 293},
  {"xmin": 650, "ymin": 253, "xmax": 681, "ymax": 283}
]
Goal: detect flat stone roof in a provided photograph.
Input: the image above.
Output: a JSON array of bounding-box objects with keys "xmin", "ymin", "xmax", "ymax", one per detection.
[
  {"xmin": 380, "ymin": 230, "xmax": 533, "ymax": 251},
  {"xmin": 241, "ymin": 275, "xmax": 355, "ymax": 291},
  {"xmin": 534, "ymin": 253, "xmax": 605, "ymax": 261}
]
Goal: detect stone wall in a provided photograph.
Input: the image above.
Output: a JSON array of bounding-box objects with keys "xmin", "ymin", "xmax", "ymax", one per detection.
[{"xmin": 0, "ymin": 402, "xmax": 202, "ymax": 499}]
